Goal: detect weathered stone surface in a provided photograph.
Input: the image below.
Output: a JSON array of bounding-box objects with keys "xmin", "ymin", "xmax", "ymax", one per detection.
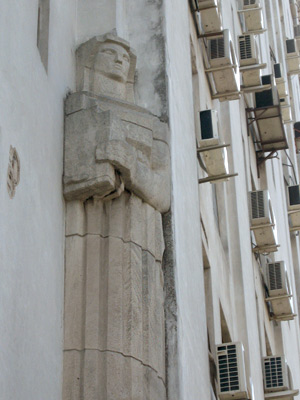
[
  {"xmin": 65, "ymin": 201, "xmax": 85, "ymax": 236},
  {"xmin": 75, "ymin": 33, "xmax": 136, "ymax": 103},
  {"xmin": 63, "ymin": 32, "xmax": 168, "ymax": 400},
  {"xmin": 64, "ymin": 97, "xmax": 170, "ymax": 213},
  {"xmin": 66, "ymin": 195, "xmax": 164, "ymax": 261},
  {"xmin": 63, "ymin": 350, "xmax": 166, "ymax": 400},
  {"xmin": 63, "ymin": 194, "xmax": 166, "ymax": 398}
]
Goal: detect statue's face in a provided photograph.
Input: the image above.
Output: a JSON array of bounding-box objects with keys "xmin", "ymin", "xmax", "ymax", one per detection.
[{"xmin": 95, "ymin": 42, "xmax": 131, "ymax": 83}]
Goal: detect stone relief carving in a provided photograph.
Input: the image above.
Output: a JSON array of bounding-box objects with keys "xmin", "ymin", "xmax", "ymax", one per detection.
[
  {"xmin": 75, "ymin": 32, "xmax": 136, "ymax": 102},
  {"xmin": 63, "ymin": 32, "xmax": 170, "ymax": 399},
  {"xmin": 64, "ymin": 32, "xmax": 170, "ymax": 212},
  {"xmin": 7, "ymin": 146, "xmax": 20, "ymax": 198}
]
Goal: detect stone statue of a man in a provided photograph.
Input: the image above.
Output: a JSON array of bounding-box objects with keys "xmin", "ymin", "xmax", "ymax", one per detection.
[{"xmin": 63, "ymin": 32, "xmax": 170, "ymax": 399}]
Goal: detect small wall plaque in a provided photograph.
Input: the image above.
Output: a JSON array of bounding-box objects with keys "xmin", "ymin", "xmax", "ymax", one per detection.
[{"xmin": 7, "ymin": 146, "xmax": 20, "ymax": 198}]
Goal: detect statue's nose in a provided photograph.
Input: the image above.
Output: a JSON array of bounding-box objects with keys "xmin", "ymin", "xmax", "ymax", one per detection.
[{"xmin": 115, "ymin": 53, "xmax": 123, "ymax": 64}]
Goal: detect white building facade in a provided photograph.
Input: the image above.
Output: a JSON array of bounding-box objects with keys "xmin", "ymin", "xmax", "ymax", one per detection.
[{"xmin": 1, "ymin": 0, "xmax": 300, "ymax": 399}]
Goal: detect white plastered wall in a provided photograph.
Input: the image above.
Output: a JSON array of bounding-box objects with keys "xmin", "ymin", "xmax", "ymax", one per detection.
[
  {"xmin": 0, "ymin": 0, "xmax": 76, "ymax": 399},
  {"xmin": 164, "ymin": 1, "xmax": 211, "ymax": 399}
]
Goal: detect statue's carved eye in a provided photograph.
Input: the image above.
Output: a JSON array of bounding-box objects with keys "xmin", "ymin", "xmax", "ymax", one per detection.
[
  {"xmin": 102, "ymin": 49, "xmax": 115, "ymax": 55},
  {"xmin": 123, "ymin": 54, "xmax": 129, "ymax": 62}
]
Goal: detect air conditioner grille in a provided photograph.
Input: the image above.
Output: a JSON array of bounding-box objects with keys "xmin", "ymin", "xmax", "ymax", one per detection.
[
  {"xmin": 218, "ymin": 344, "xmax": 240, "ymax": 393},
  {"xmin": 210, "ymin": 38, "xmax": 225, "ymax": 59},
  {"xmin": 264, "ymin": 357, "xmax": 284, "ymax": 389},
  {"xmin": 274, "ymin": 63, "xmax": 282, "ymax": 79},
  {"xmin": 295, "ymin": 122, "xmax": 300, "ymax": 139},
  {"xmin": 286, "ymin": 39, "xmax": 296, "ymax": 54},
  {"xmin": 251, "ymin": 191, "xmax": 265, "ymax": 219},
  {"xmin": 288, "ymin": 185, "xmax": 300, "ymax": 206},
  {"xmin": 268, "ymin": 263, "xmax": 282, "ymax": 291},
  {"xmin": 240, "ymin": 35, "xmax": 252, "ymax": 59}
]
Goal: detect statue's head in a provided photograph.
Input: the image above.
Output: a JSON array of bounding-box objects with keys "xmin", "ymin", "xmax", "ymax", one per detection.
[
  {"xmin": 76, "ymin": 32, "xmax": 137, "ymax": 102},
  {"xmin": 94, "ymin": 42, "xmax": 130, "ymax": 83}
]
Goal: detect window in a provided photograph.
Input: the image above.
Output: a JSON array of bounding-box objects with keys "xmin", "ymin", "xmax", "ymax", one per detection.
[{"xmin": 37, "ymin": 0, "xmax": 50, "ymax": 71}]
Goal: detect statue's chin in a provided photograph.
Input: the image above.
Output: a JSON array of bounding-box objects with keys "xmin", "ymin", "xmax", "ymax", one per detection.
[
  {"xmin": 97, "ymin": 69, "xmax": 127, "ymax": 83},
  {"xmin": 107, "ymin": 73, "xmax": 126, "ymax": 82}
]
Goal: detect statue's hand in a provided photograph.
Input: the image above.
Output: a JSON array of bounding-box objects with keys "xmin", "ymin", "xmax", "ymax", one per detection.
[{"xmin": 95, "ymin": 139, "xmax": 137, "ymax": 183}]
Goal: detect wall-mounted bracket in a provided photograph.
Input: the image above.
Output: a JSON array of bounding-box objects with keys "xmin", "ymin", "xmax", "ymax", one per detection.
[
  {"xmin": 205, "ymin": 64, "xmax": 238, "ymax": 73},
  {"xmin": 251, "ymin": 243, "xmax": 280, "ymax": 254},
  {"xmin": 237, "ymin": 4, "xmax": 265, "ymax": 35},
  {"xmin": 237, "ymin": 7, "xmax": 263, "ymax": 13},
  {"xmin": 199, "ymin": 30, "xmax": 224, "ymax": 39},
  {"xmin": 265, "ymin": 294, "xmax": 293, "ymax": 301},
  {"xmin": 241, "ymin": 83, "xmax": 270, "ymax": 93},
  {"xmin": 240, "ymin": 63, "xmax": 267, "ymax": 72},
  {"xmin": 197, "ymin": 143, "xmax": 230, "ymax": 152},
  {"xmin": 250, "ymin": 223, "xmax": 275, "ymax": 231},
  {"xmin": 269, "ymin": 314, "xmax": 297, "ymax": 321},
  {"xmin": 198, "ymin": 173, "xmax": 238, "ymax": 184},
  {"xmin": 195, "ymin": 3, "xmax": 218, "ymax": 12},
  {"xmin": 264, "ymin": 389, "xmax": 299, "ymax": 399},
  {"xmin": 211, "ymin": 90, "xmax": 241, "ymax": 100},
  {"xmin": 242, "ymin": 28, "xmax": 267, "ymax": 35},
  {"xmin": 256, "ymin": 150, "xmax": 278, "ymax": 167}
]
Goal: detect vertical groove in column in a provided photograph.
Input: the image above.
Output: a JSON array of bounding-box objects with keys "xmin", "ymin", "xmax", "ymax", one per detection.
[{"xmin": 63, "ymin": 193, "xmax": 166, "ymax": 399}]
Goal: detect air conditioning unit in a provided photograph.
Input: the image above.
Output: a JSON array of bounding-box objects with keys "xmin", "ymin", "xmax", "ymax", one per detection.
[
  {"xmin": 250, "ymin": 190, "xmax": 272, "ymax": 225},
  {"xmin": 209, "ymin": 30, "xmax": 233, "ymax": 68},
  {"xmin": 294, "ymin": 122, "xmax": 300, "ymax": 152},
  {"xmin": 274, "ymin": 63, "xmax": 283, "ymax": 80},
  {"xmin": 207, "ymin": 30, "xmax": 240, "ymax": 100},
  {"xmin": 286, "ymin": 38, "xmax": 298, "ymax": 56},
  {"xmin": 249, "ymin": 190, "xmax": 278, "ymax": 252},
  {"xmin": 288, "ymin": 185, "xmax": 300, "ymax": 210},
  {"xmin": 288, "ymin": 185, "xmax": 300, "ymax": 232},
  {"xmin": 255, "ymin": 85, "xmax": 279, "ymax": 108},
  {"xmin": 265, "ymin": 261, "xmax": 294, "ymax": 318},
  {"xmin": 290, "ymin": 1, "xmax": 299, "ymax": 20},
  {"xmin": 266, "ymin": 262, "xmax": 290, "ymax": 297},
  {"xmin": 294, "ymin": 25, "xmax": 300, "ymax": 38},
  {"xmin": 200, "ymin": 109, "xmax": 219, "ymax": 140},
  {"xmin": 199, "ymin": 0, "xmax": 223, "ymax": 33},
  {"xmin": 241, "ymin": 69, "xmax": 262, "ymax": 87},
  {"xmin": 198, "ymin": 110, "xmax": 229, "ymax": 179},
  {"xmin": 286, "ymin": 39, "xmax": 300, "ymax": 74},
  {"xmin": 242, "ymin": 0, "xmax": 264, "ymax": 33},
  {"xmin": 295, "ymin": 25, "xmax": 300, "ymax": 55},
  {"xmin": 243, "ymin": 0, "xmax": 260, "ymax": 9},
  {"xmin": 263, "ymin": 356, "xmax": 289, "ymax": 393},
  {"xmin": 216, "ymin": 342, "xmax": 248, "ymax": 399},
  {"xmin": 274, "ymin": 63, "xmax": 288, "ymax": 97},
  {"xmin": 239, "ymin": 34, "xmax": 259, "ymax": 66},
  {"xmin": 281, "ymin": 104, "xmax": 292, "ymax": 123},
  {"xmin": 253, "ymin": 76, "xmax": 287, "ymax": 151},
  {"xmin": 261, "ymin": 74, "xmax": 276, "ymax": 85}
]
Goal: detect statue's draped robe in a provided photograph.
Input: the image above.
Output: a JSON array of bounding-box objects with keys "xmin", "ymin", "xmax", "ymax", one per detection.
[{"xmin": 63, "ymin": 194, "xmax": 166, "ymax": 399}]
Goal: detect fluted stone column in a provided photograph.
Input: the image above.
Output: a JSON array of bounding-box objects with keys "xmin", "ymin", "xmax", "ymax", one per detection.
[{"xmin": 63, "ymin": 33, "xmax": 170, "ymax": 399}]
